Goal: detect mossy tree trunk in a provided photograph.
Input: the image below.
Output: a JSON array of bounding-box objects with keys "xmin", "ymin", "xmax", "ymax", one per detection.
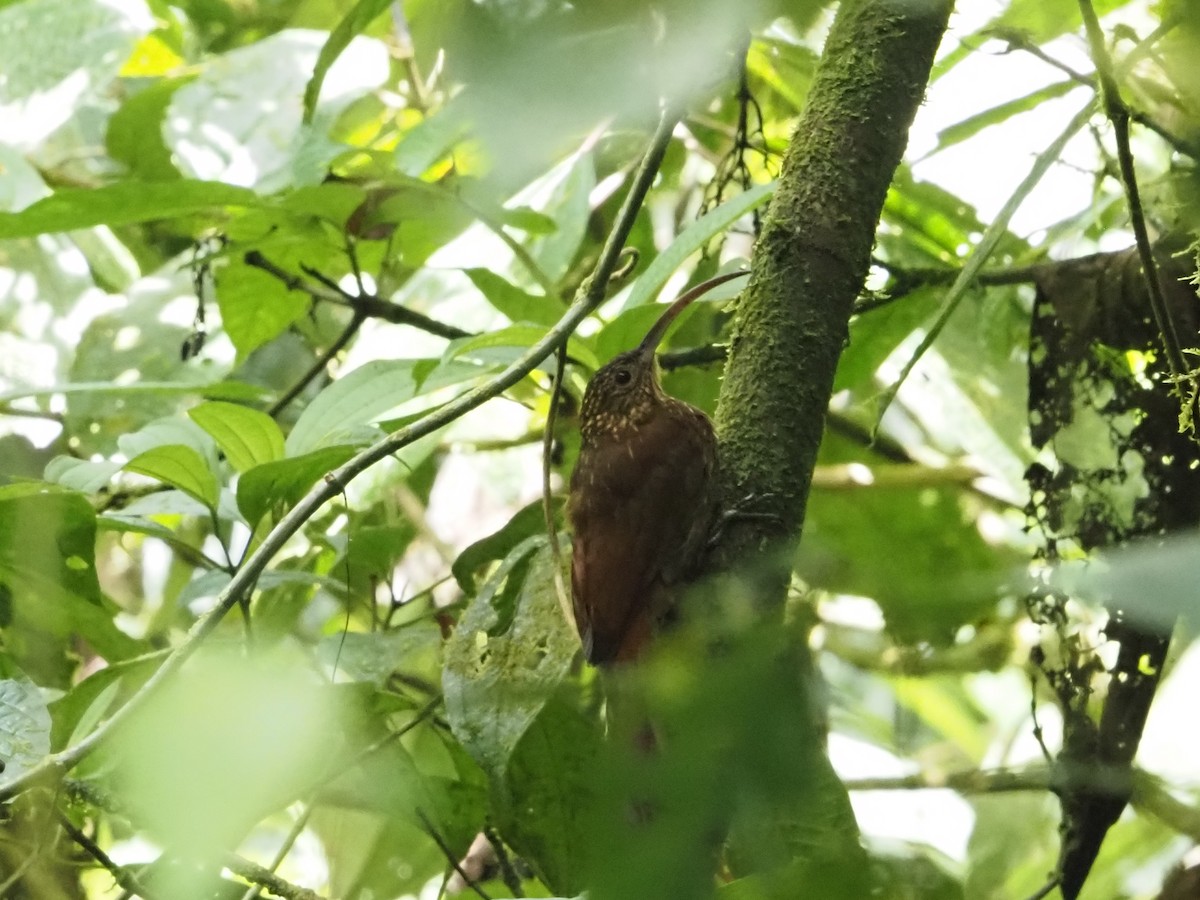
[
  {"xmin": 707, "ymin": 0, "xmax": 955, "ymax": 886},
  {"xmin": 716, "ymin": 0, "xmax": 954, "ymax": 581}
]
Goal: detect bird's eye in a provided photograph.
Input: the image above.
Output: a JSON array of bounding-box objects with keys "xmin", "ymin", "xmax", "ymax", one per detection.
[{"xmin": 613, "ymin": 368, "xmax": 632, "ymax": 386}]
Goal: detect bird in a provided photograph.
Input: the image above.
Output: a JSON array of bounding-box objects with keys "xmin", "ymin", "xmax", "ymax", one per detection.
[{"xmin": 566, "ymin": 271, "xmax": 746, "ymax": 666}]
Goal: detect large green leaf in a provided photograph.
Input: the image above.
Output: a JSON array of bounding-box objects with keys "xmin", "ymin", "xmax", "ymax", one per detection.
[
  {"xmin": 0, "ymin": 668, "xmax": 51, "ymax": 784},
  {"xmin": 443, "ymin": 538, "xmax": 577, "ymax": 781},
  {"xmin": 0, "ymin": 486, "xmax": 137, "ymax": 676},
  {"xmin": 465, "ymin": 268, "xmax": 562, "ymax": 327},
  {"xmin": 799, "ymin": 469, "xmax": 1016, "ymax": 645},
  {"xmin": 236, "ymin": 445, "xmax": 357, "ymax": 527},
  {"xmin": 446, "ymin": 325, "xmax": 598, "ymax": 371},
  {"xmin": 498, "ymin": 694, "xmax": 601, "ymax": 896},
  {"xmin": 0, "ymin": 181, "xmax": 261, "ymax": 238},
  {"xmin": 929, "ymin": 80, "xmax": 1078, "ymax": 156},
  {"xmin": 316, "ymin": 622, "xmax": 442, "ymax": 688},
  {"xmin": 188, "ymin": 401, "xmax": 285, "ymax": 472},
  {"xmin": 302, "ymin": 0, "xmax": 392, "ymax": 123},
  {"xmin": 284, "ymin": 358, "xmax": 488, "ymax": 455},
  {"xmin": 105, "ymin": 76, "xmax": 191, "ymax": 181},
  {"xmin": 215, "ymin": 256, "xmax": 312, "ymax": 359},
  {"xmin": 452, "ymin": 498, "xmax": 561, "ymax": 594},
  {"xmin": 125, "ymin": 445, "xmax": 220, "ymax": 510},
  {"xmin": 0, "ymin": 0, "xmax": 150, "ymax": 146},
  {"xmin": 616, "ymin": 183, "xmax": 771, "ymax": 313}
]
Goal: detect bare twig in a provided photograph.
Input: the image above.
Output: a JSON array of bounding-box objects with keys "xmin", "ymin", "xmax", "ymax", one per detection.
[
  {"xmin": 997, "ymin": 29, "xmax": 1198, "ymax": 158},
  {"xmin": 843, "ymin": 766, "xmax": 1051, "ymax": 794},
  {"xmin": 223, "ymin": 853, "xmax": 322, "ymax": 900},
  {"xmin": 244, "ymin": 251, "xmax": 469, "ymax": 341},
  {"xmin": 236, "ymin": 806, "xmax": 314, "ymax": 900},
  {"xmin": 267, "ymin": 310, "xmax": 366, "ymax": 417},
  {"xmin": 416, "ymin": 808, "xmax": 492, "ymax": 900},
  {"xmin": 57, "ymin": 810, "xmax": 162, "ymax": 900},
  {"xmin": 0, "ymin": 403, "xmax": 63, "ymax": 422},
  {"xmin": 542, "ymin": 342, "xmax": 574, "ymax": 632}
]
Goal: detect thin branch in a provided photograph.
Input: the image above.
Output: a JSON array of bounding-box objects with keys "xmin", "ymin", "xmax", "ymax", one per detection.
[
  {"xmin": 481, "ymin": 826, "xmax": 523, "ymax": 898},
  {"xmin": 1023, "ymin": 878, "xmax": 1060, "ymax": 900},
  {"xmin": 267, "ymin": 310, "xmax": 366, "ymax": 417},
  {"xmin": 542, "ymin": 342, "xmax": 574, "ymax": 633},
  {"xmin": 876, "ymin": 101, "xmax": 1095, "ymax": 423},
  {"xmin": 416, "ymin": 808, "xmax": 492, "ymax": 900},
  {"xmin": 223, "ymin": 854, "xmax": 322, "ymax": 900},
  {"xmin": 1133, "ymin": 769, "xmax": 1200, "ymax": 842},
  {"xmin": 244, "ymin": 251, "xmax": 469, "ymax": 341},
  {"xmin": 57, "ymin": 811, "xmax": 162, "ymax": 900},
  {"xmin": 843, "ymin": 766, "xmax": 1051, "ymax": 794},
  {"xmin": 0, "ymin": 851, "xmax": 38, "ymax": 894},
  {"xmin": 822, "ymin": 618, "xmax": 1014, "ymax": 676},
  {"xmin": 998, "ymin": 29, "xmax": 1198, "ymax": 158},
  {"xmin": 390, "ymin": 1, "xmax": 430, "ymax": 113},
  {"xmin": 237, "ymin": 806, "xmax": 314, "ymax": 900},
  {"xmin": 0, "ymin": 403, "xmax": 63, "ymax": 423},
  {"xmin": 0, "ymin": 108, "xmax": 678, "ymax": 804},
  {"xmin": 659, "ymin": 344, "xmax": 727, "ymax": 370},
  {"xmin": 845, "ymin": 766, "xmax": 1200, "ymax": 842},
  {"xmin": 1078, "ymin": 0, "xmax": 1192, "ymax": 388}
]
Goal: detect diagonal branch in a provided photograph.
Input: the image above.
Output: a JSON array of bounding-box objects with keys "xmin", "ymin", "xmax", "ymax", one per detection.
[
  {"xmin": 1078, "ymin": 0, "xmax": 1191, "ymax": 388},
  {"xmin": 0, "ymin": 109, "xmax": 679, "ymax": 804}
]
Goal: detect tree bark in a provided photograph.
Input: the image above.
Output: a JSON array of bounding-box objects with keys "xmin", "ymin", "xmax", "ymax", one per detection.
[
  {"xmin": 707, "ymin": 0, "xmax": 955, "ymax": 888},
  {"xmin": 716, "ymin": 0, "xmax": 954, "ymax": 580}
]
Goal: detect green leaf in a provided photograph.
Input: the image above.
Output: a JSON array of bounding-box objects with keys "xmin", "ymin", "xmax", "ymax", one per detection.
[
  {"xmin": 316, "ymin": 622, "xmax": 442, "ymax": 687},
  {"xmin": 0, "ymin": 670, "xmax": 52, "ymax": 783},
  {"xmin": 216, "ymin": 257, "xmax": 311, "ymax": 358},
  {"xmin": 336, "ymin": 524, "xmax": 419, "ymax": 584},
  {"xmin": 237, "ymin": 445, "xmax": 357, "ymax": 527},
  {"xmin": 452, "ymin": 498, "xmax": 561, "ymax": 594},
  {"xmin": 0, "ymin": 380, "xmax": 270, "ymax": 406},
  {"xmin": 525, "ymin": 152, "xmax": 595, "ymax": 283},
  {"xmin": 446, "ymin": 325, "xmax": 599, "ymax": 371},
  {"xmin": 125, "ymin": 445, "xmax": 220, "ymax": 509},
  {"xmin": 285, "ymin": 359, "xmax": 488, "ymax": 456},
  {"xmin": 188, "ymin": 401, "xmax": 285, "ymax": 472},
  {"xmin": 465, "ymin": 268, "xmax": 561, "ymax": 327},
  {"xmin": 45, "ymin": 456, "xmax": 123, "ymax": 493},
  {"xmin": 499, "ymin": 694, "xmax": 601, "ymax": 895},
  {"xmin": 617, "ymin": 183, "xmax": 773, "ymax": 312},
  {"xmin": 106, "ymin": 77, "xmax": 192, "ymax": 180},
  {"xmin": 394, "ymin": 103, "xmax": 473, "ymax": 176},
  {"xmin": 0, "ymin": 0, "xmax": 149, "ymax": 145},
  {"xmin": 0, "ymin": 486, "xmax": 137, "ymax": 675},
  {"xmin": 800, "ymin": 476, "xmax": 1015, "ymax": 645},
  {"xmin": 443, "ymin": 538, "xmax": 577, "ymax": 781},
  {"xmin": 0, "ymin": 181, "xmax": 261, "ymax": 238},
  {"xmin": 929, "ymin": 80, "xmax": 1077, "ymax": 156},
  {"xmin": 302, "ymin": 0, "xmax": 392, "ymax": 123},
  {"xmin": 497, "ymin": 205, "xmax": 556, "ymax": 234}
]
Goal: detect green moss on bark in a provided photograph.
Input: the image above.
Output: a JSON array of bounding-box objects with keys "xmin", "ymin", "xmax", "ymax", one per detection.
[{"xmin": 715, "ymin": 0, "xmax": 953, "ymax": 585}]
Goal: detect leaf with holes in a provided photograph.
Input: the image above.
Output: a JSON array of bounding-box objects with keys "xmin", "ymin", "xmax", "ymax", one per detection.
[
  {"xmin": 443, "ymin": 537, "xmax": 576, "ymax": 781},
  {"xmin": 0, "ymin": 670, "xmax": 52, "ymax": 782}
]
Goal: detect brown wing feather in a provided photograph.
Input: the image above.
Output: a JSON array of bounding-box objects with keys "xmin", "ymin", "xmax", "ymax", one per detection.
[{"xmin": 568, "ymin": 408, "xmax": 715, "ymax": 664}]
